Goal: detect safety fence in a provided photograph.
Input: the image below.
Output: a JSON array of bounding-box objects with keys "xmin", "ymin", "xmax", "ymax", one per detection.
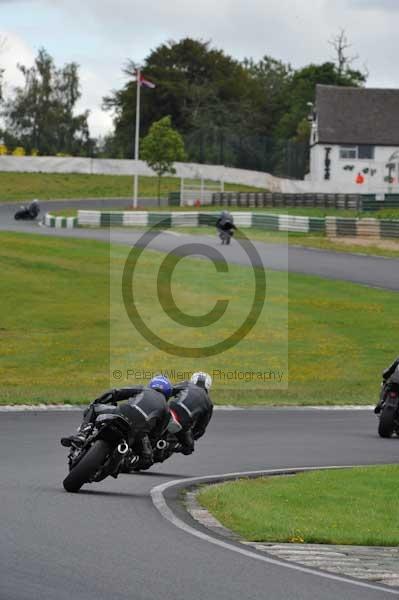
[
  {"xmin": 211, "ymin": 192, "xmax": 362, "ymax": 209},
  {"xmin": 211, "ymin": 192, "xmax": 399, "ymax": 211}
]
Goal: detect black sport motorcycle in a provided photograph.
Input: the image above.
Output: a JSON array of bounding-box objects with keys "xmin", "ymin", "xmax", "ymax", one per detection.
[
  {"xmin": 377, "ymin": 377, "xmax": 399, "ymax": 438},
  {"xmin": 121, "ymin": 432, "xmax": 182, "ymax": 473},
  {"xmin": 14, "ymin": 202, "xmax": 40, "ymax": 220},
  {"xmin": 218, "ymin": 227, "xmax": 234, "ymax": 245},
  {"xmin": 63, "ymin": 408, "xmax": 133, "ymax": 492}
]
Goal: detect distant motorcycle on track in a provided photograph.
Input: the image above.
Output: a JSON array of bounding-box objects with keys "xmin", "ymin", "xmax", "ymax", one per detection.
[
  {"xmin": 216, "ymin": 211, "xmax": 236, "ymax": 245},
  {"xmin": 14, "ymin": 199, "xmax": 40, "ymax": 220}
]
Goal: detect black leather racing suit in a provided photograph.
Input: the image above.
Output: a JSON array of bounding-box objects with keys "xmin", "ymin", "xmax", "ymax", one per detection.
[
  {"xmin": 216, "ymin": 215, "xmax": 236, "ymax": 235},
  {"xmin": 382, "ymin": 358, "xmax": 399, "ymax": 382},
  {"xmin": 81, "ymin": 386, "xmax": 170, "ymax": 468},
  {"xmin": 168, "ymin": 382, "xmax": 213, "ymax": 454},
  {"xmin": 28, "ymin": 201, "xmax": 40, "ymax": 218}
]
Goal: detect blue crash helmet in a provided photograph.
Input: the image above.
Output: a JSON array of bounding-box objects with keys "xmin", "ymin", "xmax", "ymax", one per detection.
[{"xmin": 149, "ymin": 374, "xmax": 172, "ymax": 398}]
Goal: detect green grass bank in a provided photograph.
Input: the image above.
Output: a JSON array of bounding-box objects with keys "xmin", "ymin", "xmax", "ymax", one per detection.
[
  {"xmin": 0, "ymin": 172, "xmax": 261, "ymax": 202},
  {"xmin": 1, "ymin": 232, "xmax": 397, "ymax": 405},
  {"xmin": 198, "ymin": 466, "xmax": 399, "ymax": 546}
]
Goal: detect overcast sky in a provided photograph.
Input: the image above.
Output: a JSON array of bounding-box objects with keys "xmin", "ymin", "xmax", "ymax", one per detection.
[{"xmin": 0, "ymin": 0, "xmax": 397, "ymax": 137}]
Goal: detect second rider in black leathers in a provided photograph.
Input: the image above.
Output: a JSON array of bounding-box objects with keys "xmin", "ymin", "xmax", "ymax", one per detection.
[{"xmin": 167, "ymin": 371, "xmax": 213, "ymax": 456}]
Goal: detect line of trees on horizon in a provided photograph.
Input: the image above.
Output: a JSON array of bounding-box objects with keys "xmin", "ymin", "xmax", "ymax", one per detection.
[{"xmin": 0, "ymin": 33, "xmax": 367, "ymax": 178}]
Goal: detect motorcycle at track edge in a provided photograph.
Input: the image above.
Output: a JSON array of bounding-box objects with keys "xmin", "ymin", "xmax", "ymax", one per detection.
[
  {"xmin": 14, "ymin": 203, "xmax": 40, "ymax": 220},
  {"xmin": 377, "ymin": 384, "xmax": 399, "ymax": 438}
]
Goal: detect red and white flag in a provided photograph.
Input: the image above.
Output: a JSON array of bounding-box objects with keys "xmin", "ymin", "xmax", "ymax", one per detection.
[{"xmin": 137, "ymin": 71, "xmax": 155, "ymax": 88}]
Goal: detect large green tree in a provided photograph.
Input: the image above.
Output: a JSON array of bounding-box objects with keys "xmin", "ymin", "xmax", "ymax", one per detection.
[
  {"xmin": 2, "ymin": 48, "xmax": 92, "ymax": 155},
  {"xmin": 103, "ymin": 38, "xmax": 253, "ymax": 157}
]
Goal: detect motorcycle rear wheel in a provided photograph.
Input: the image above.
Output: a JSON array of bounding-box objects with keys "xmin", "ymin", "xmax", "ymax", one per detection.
[
  {"xmin": 63, "ymin": 440, "xmax": 110, "ymax": 492},
  {"xmin": 378, "ymin": 405, "xmax": 396, "ymax": 438}
]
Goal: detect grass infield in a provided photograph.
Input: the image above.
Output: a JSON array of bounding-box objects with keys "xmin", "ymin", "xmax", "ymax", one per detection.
[
  {"xmin": 1, "ymin": 231, "xmax": 397, "ymax": 405},
  {"xmin": 197, "ymin": 466, "xmax": 399, "ymax": 546},
  {"xmin": 0, "ymin": 172, "xmax": 260, "ymax": 203}
]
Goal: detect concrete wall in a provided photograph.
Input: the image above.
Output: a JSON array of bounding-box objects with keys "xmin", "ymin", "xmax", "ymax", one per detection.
[
  {"xmin": 4, "ymin": 154, "xmax": 398, "ymax": 195},
  {"xmin": 0, "ymin": 156, "xmax": 286, "ymax": 192}
]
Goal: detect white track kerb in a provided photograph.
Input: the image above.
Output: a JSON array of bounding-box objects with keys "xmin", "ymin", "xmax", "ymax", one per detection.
[{"xmin": 150, "ymin": 466, "xmax": 399, "ymax": 596}]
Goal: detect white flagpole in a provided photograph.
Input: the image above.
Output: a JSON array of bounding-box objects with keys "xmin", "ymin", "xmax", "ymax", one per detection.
[{"xmin": 133, "ymin": 67, "xmax": 141, "ymax": 209}]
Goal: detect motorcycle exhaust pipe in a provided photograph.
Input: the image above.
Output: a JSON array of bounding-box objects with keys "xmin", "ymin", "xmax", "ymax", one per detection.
[
  {"xmin": 117, "ymin": 442, "xmax": 129, "ymax": 455},
  {"xmin": 156, "ymin": 439, "xmax": 167, "ymax": 450}
]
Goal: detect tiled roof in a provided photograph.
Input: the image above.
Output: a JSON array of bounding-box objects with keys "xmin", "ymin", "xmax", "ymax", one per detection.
[{"xmin": 316, "ymin": 84, "xmax": 399, "ymax": 145}]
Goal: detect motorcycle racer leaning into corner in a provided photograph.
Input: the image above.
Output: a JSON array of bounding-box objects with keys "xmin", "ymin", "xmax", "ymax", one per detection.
[
  {"xmin": 216, "ymin": 211, "xmax": 237, "ymax": 243},
  {"xmin": 60, "ymin": 372, "xmax": 213, "ymax": 473},
  {"xmin": 168, "ymin": 371, "xmax": 213, "ymax": 455},
  {"xmin": 61, "ymin": 375, "xmax": 172, "ymax": 472},
  {"xmin": 28, "ymin": 199, "xmax": 40, "ymax": 218},
  {"xmin": 374, "ymin": 356, "xmax": 399, "ymax": 414}
]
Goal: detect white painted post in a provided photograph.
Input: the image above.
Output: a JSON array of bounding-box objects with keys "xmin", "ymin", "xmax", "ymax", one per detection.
[{"xmin": 180, "ymin": 177, "xmax": 184, "ymax": 206}]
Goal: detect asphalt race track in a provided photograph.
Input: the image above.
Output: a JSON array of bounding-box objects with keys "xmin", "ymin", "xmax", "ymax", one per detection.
[
  {"xmin": 0, "ymin": 408, "xmax": 397, "ymax": 600},
  {"xmin": 1, "ymin": 199, "xmax": 399, "ymax": 291},
  {"xmin": 2, "ymin": 200, "xmax": 399, "ymax": 599}
]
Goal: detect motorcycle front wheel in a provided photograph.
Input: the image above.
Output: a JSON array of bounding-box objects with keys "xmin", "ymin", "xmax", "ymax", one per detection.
[
  {"xmin": 63, "ymin": 440, "xmax": 110, "ymax": 492},
  {"xmin": 378, "ymin": 405, "xmax": 396, "ymax": 438}
]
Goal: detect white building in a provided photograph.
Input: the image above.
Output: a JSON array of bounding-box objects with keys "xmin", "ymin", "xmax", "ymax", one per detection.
[{"xmin": 308, "ymin": 84, "xmax": 399, "ymax": 194}]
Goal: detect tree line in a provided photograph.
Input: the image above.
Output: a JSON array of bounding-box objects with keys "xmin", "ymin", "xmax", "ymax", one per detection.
[{"xmin": 0, "ymin": 34, "xmax": 366, "ymax": 177}]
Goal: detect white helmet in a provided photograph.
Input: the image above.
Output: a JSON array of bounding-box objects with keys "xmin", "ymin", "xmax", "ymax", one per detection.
[{"xmin": 190, "ymin": 372, "xmax": 212, "ymax": 392}]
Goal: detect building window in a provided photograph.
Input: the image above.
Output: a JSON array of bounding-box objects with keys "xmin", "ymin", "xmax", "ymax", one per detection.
[
  {"xmin": 339, "ymin": 145, "xmax": 375, "ymax": 160},
  {"xmin": 340, "ymin": 146, "xmax": 357, "ymax": 159},
  {"xmin": 358, "ymin": 145, "xmax": 374, "ymax": 159}
]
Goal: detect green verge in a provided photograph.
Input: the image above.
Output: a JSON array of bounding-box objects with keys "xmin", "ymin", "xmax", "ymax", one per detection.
[
  {"xmin": 197, "ymin": 466, "xmax": 399, "ymax": 546},
  {"xmin": 0, "ymin": 172, "xmax": 261, "ymax": 202},
  {"xmin": 175, "ymin": 227, "xmax": 399, "ymax": 259},
  {"xmin": 1, "ymin": 231, "xmax": 397, "ymax": 405},
  {"xmin": 241, "ymin": 228, "xmax": 399, "ymax": 259}
]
